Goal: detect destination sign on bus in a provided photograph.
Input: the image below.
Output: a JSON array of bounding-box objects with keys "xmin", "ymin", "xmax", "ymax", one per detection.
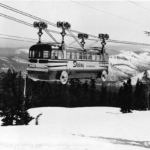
[{"xmin": 73, "ymin": 61, "xmax": 84, "ymax": 67}]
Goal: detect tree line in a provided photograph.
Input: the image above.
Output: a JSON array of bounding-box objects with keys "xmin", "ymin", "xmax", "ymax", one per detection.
[{"xmin": 0, "ymin": 68, "xmax": 149, "ymax": 125}]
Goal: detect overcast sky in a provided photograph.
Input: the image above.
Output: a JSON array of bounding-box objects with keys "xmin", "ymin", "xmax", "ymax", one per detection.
[{"xmin": 1, "ymin": 0, "xmax": 150, "ymax": 48}]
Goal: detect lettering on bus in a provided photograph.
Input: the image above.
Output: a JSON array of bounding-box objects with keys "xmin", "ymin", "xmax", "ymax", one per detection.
[
  {"xmin": 73, "ymin": 61, "xmax": 84, "ymax": 67},
  {"xmin": 86, "ymin": 65, "xmax": 95, "ymax": 67}
]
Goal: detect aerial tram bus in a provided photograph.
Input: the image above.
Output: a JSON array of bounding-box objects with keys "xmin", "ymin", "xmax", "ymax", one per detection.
[{"xmin": 27, "ymin": 21, "xmax": 109, "ymax": 84}]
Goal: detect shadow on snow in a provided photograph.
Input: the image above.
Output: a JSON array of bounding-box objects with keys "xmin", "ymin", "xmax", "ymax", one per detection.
[{"xmin": 72, "ymin": 134, "xmax": 150, "ymax": 149}]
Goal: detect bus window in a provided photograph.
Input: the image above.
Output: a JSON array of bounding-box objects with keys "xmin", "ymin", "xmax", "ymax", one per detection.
[
  {"xmin": 92, "ymin": 54, "xmax": 96, "ymax": 60},
  {"xmin": 29, "ymin": 51, "xmax": 42, "ymax": 58},
  {"xmin": 105, "ymin": 53, "xmax": 109, "ymax": 61},
  {"xmin": 74, "ymin": 52, "xmax": 77, "ymax": 59},
  {"xmin": 79, "ymin": 52, "xmax": 82, "ymax": 59},
  {"xmin": 31, "ymin": 51, "xmax": 34, "ymax": 58},
  {"xmin": 51, "ymin": 50, "xmax": 55, "ymax": 59},
  {"xmin": 66, "ymin": 51, "xmax": 69, "ymax": 59},
  {"xmin": 58, "ymin": 50, "xmax": 63, "ymax": 59},
  {"xmin": 100, "ymin": 54, "xmax": 103, "ymax": 61},
  {"xmin": 34, "ymin": 51, "xmax": 39, "ymax": 58},
  {"xmin": 76, "ymin": 52, "xmax": 79, "ymax": 59},
  {"xmin": 67, "ymin": 51, "xmax": 72, "ymax": 59},
  {"xmin": 43, "ymin": 51, "xmax": 49, "ymax": 58},
  {"xmin": 51, "ymin": 50, "xmax": 58, "ymax": 59},
  {"xmin": 29, "ymin": 51, "xmax": 31, "ymax": 57},
  {"xmin": 83, "ymin": 53, "xmax": 87, "ymax": 60},
  {"xmin": 96, "ymin": 54, "xmax": 100, "ymax": 61},
  {"xmin": 87, "ymin": 53, "xmax": 92, "ymax": 60},
  {"xmin": 72, "ymin": 52, "xmax": 75, "ymax": 59},
  {"xmin": 72, "ymin": 52, "xmax": 77, "ymax": 60}
]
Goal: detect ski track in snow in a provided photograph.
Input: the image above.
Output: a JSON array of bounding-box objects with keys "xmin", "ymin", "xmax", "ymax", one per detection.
[{"xmin": 0, "ymin": 107, "xmax": 150, "ymax": 150}]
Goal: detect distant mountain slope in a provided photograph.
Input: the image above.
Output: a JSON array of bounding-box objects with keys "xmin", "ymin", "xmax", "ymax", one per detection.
[
  {"xmin": 1, "ymin": 47, "xmax": 150, "ymax": 84},
  {"xmin": 0, "ymin": 56, "xmax": 28, "ymax": 72},
  {"xmin": 115, "ymin": 70, "xmax": 150, "ymax": 86},
  {"xmin": 108, "ymin": 51, "xmax": 150, "ymax": 82},
  {"xmin": 0, "ymin": 47, "xmax": 28, "ymax": 72}
]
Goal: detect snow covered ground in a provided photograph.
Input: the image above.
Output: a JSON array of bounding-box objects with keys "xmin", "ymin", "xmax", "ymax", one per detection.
[{"xmin": 0, "ymin": 107, "xmax": 150, "ymax": 150}]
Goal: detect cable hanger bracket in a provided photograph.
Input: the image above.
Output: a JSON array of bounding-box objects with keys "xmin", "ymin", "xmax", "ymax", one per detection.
[
  {"xmin": 78, "ymin": 33, "xmax": 88, "ymax": 51},
  {"xmin": 33, "ymin": 21, "xmax": 48, "ymax": 43},
  {"xmin": 98, "ymin": 34, "xmax": 109, "ymax": 54}
]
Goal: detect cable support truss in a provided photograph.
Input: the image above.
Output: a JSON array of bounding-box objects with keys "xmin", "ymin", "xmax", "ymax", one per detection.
[
  {"xmin": 44, "ymin": 29, "xmax": 59, "ymax": 43},
  {"xmin": 66, "ymin": 29, "xmax": 85, "ymax": 50}
]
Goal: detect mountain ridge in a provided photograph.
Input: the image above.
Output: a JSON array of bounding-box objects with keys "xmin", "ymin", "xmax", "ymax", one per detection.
[{"xmin": 0, "ymin": 46, "xmax": 150, "ymax": 85}]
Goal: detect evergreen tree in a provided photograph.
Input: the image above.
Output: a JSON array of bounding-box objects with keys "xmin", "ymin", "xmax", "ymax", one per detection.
[
  {"xmin": 83, "ymin": 81, "xmax": 89, "ymax": 94},
  {"xmin": 134, "ymin": 79, "xmax": 147, "ymax": 110},
  {"xmin": 142, "ymin": 70, "xmax": 150, "ymax": 110},
  {"xmin": 120, "ymin": 78, "xmax": 133, "ymax": 113},
  {"xmin": 126, "ymin": 78, "xmax": 133, "ymax": 112},
  {"xmin": 100, "ymin": 84, "xmax": 107, "ymax": 106},
  {"xmin": 90, "ymin": 79, "xmax": 96, "ymax": 106},
  {"xmin": 0, "ymin": 69, "xmax": 33, "ymax": 126},
  {"xmin": 118, "ymin": 86, "xmax": 123, "ymax": 107}
]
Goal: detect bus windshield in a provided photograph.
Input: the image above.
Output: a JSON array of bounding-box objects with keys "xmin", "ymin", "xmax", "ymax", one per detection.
[{"xmin": 29, "ymin": 50, "xmax": 50, "ymax": 59}]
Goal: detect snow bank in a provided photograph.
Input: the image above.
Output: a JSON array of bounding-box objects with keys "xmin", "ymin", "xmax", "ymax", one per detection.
[{"xmin": 0, "ymin": 107, "xmax": 150, "ymax": 150}]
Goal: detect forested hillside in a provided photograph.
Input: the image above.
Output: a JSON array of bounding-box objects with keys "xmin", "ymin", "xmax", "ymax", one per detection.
[{"xmin": 0, "ymin": 68, "xmax": 149, "ymax": 112}]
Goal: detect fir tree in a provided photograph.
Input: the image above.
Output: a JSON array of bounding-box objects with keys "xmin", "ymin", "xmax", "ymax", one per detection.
[
  {"xmin": 100, "ymin": 84, "xmax": 107, "ymax": 106},
  {"xmin": 90, "ymin": 79, "xmax": 96, "ymax": 106},
  {"xmin": 0, "ymin": 69, "xmax": 34, "ymax": 126},
  {"xmin": 134, "ymin": 79, "xmax": 147, "ymax": 110},
  {"xmin": 120, "ymin": 78, "xmax": 133, "ymax": 113}
]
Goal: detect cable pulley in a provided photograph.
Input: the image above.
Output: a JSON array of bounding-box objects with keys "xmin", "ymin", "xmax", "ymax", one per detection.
[
  {"xmin": 78, "ymin": 33, "xmax": 88, "ymax": 48},
  {"xmin": 57, "ymin": 21, "xmax": 71, "ymax": 29},
  {"xmin": 33, "ymin": 21, "xmax": 48, "ymax": 43}
]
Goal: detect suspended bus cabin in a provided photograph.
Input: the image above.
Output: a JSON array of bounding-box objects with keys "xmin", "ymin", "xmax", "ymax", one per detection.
[{"xmin": 27, "ymin": 21, "xmax": 109, "ymax": 84}]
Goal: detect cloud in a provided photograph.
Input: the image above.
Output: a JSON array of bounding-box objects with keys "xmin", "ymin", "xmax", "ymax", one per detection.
[
  {"xmin": 141, "ymin": 48, "xmax": 150, "ymax": 52},
  {"xmin": 15, "ymin": 49, "xmax": 28, "ymax": 54}
]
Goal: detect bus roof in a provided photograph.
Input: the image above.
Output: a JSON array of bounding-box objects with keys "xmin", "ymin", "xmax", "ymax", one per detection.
[{"xmin": 30, "ymin": 43, "xmax": 102, "ymax": 53}]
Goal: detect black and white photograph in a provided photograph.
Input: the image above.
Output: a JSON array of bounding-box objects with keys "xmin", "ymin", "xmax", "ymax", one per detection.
[{"xmin": 0, "ymin": 0, "xmax": 150, "ymax": 149}]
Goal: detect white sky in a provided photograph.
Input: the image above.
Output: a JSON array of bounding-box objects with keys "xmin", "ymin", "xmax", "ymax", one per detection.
[{"xmin": 1, "ymin": 0, "xmax": 150, "ymax": 48}]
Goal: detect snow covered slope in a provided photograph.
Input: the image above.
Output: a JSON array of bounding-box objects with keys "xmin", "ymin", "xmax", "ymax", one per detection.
[
  {"xmin": 0, "ymin": 48, "xmax": 28, "ymax": 72},
  {"xmin": 108, "ymin": 51, "xmax": 150, "ymax": 81},
  {"xmin": 0, "ymin": 107, "xmax": 150, "ymax": 150},
  {"xmin": 115, "ymin": 70, "xmax": 150, "ymax": 86},
  {"xmin": 138, "ymin": 51, "xmax": 150, "ymax": 61}
]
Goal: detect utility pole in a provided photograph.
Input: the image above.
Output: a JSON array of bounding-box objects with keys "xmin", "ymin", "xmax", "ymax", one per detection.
[
  {"xmin": 22, "ymin": 71, "xmax": 27, "ymax": 124},
  {"xmin": 23, "ymin": 71, "xmax": 27, "ymax": 98}
]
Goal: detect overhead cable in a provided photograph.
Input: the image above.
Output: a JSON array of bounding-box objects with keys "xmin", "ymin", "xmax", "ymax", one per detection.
[
  {"xmin": 71, "ymin": 0, "xmax": 150, "ymax": 28},
  {"xmin": 0, "ymin": 33, "xmax": 38, "ymax": 41},
  {"xmin": 0, "ymin": 13, "xmax": 70, "ymax": 37},
  {"xmin": 1, "ymin": 12, "xmax": 150, "ymax": 47},
  {"xmin": 0, "ymin": 2, "xmax": 101, "ymax": 38},
  {"xmin": 0, "ymin": 2, "xmax": 57, "ymax": 27},
  {"xmin": 0, "ymin": 36, "xmax": 36, "ymax": 43},
  {"xmin": 129, "ymin": 1, "xmax": 150, "ymax": 12}
]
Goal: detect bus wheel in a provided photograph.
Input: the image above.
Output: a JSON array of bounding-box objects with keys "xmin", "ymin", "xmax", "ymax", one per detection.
[
  {"xmin": 60, "ymin": 71, "xmax": 68, "ymax": 84},
  {"xmin": 101, "ymin": 70, "xmax": 107, "ymax": 82}
]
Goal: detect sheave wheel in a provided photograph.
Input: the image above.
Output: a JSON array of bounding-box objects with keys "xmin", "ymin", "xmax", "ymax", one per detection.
[
  {"xmin": 60, "ymin": 71, "xmax": 68, "ymax": 84},
  {"xmin": 101, "ymin": 70, "xmax": 107, "ymax": 82}
]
